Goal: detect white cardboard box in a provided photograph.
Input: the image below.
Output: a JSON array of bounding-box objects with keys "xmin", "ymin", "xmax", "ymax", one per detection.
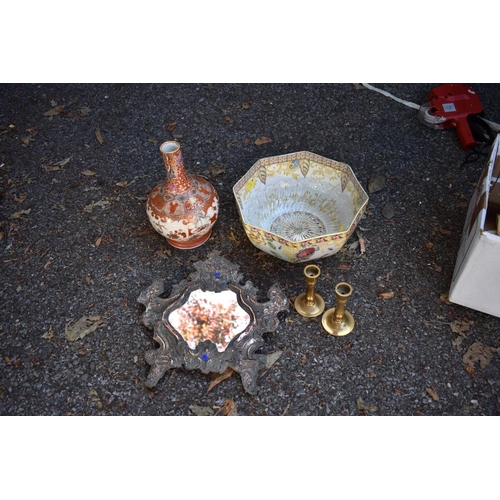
[{"xmin": 449, "ymin": 134, "xmax": 500, "ymax": 317}]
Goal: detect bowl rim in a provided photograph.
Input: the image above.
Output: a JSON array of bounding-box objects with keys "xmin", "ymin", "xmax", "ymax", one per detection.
[{"xmin": 232, "ymin": 150, "xmax": 369, "ymax": 245}]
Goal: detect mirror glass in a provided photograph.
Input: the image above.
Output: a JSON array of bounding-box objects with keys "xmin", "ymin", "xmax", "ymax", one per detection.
[{"xmin": 168, "ymin": 289, "xmax": 251, "ymax": 352}]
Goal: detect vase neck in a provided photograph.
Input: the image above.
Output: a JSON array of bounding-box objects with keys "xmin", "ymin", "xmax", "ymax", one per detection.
[{"xmin": 160, "ymin": 141, "xmax": 192, "ymax": 192}]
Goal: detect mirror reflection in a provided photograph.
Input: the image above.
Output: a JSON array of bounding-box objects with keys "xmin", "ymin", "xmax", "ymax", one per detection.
[{"xmin": 168, "ymin": 289, "xmax": 251, "ymax": 352}]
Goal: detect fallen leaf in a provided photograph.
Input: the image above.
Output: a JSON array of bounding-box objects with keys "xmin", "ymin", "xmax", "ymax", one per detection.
[
  {"xmin": 94, "ymin": 199, "xmax": 110, "ymax": 208},
  {"xmin": 463, "ymin": 341, "xmax": 500, "ymax": 369},
  {"xmin": 348, "ymin": 241, "xmax": 359, "ymax": 251},
  {"xmin": 84, "ymin": 199, "xmax": 110, "ymax": 212},
  {"xmin": 189, "ymin": 405, "xmax": 214, "ymax": 416},
  {"xmin": 14, "ymin": 193, "xmax": 26, "ymax": 203},
  {"xmin": 378, "ymin": 291, "xmax": 394, "ymax": 300},
  {"xmin": 137, "ymin": 229, "xmax": 156, "ymax": 236},
  {"xmin": 254, "ymin": 136, "xmax": 272, "ymax": 146},
  {"xmin": 42, "ymin": 164, "xmax": 61, "ymax": 172},
  {"xmin": 209, "ymin": 165, "xmax": 226, "ymax": 177},
  {"xmin": 452, "ymin": 336, "xmax": 465, "ymax": 349},
  {"xmin": 155, "ymin": 249, "xmax": 172, "ymax": 259},
  {"xmin": 21, "ymin": 135, "xmax": 36, "ymax": 146},
  {"xmin": 426, "ymin": 387, "xmax": 440, "ymax": 401},
  {"xmin": 82, "ymin": 169, "xmax": 97, "ymax": 176},
  {"xmin": 207, "ymin": 367, "xmax": 234, "ymax": 393},
  {"xmin": 439, "ymin": 292, "xmax": 452, "ymax": 305},
  {"xmin": 358, "ymin": 234, "xmax": 366, "ymax": 254},
  {"xmin": 55, "ymin": 157, "xmax": 71, "ymax": 167},
  {"xmin": 88, "ymin": 389, "xmax": 103, "ymax": 408},
  {"xmin": 79, "ymin": 107, "xmax": 91, "ymax": 116},
  {"xmin": 65, "ymin": 316, "xmax": 104, "ymax": 341},
  {"xmin": 281, "ymin": 401, "xmax": 291, "ymax": 416},
  {"xmin": 450, "ymin": 319, "xmax": 472, "ymax": 336},
  {"xmin": 223, "ymin": 399, "xmax": 238, "ymax": 416},
  {"xmin": 440, "ymin": 229, "xmax": 452, "ymax": 236},
  {"xmin": 43, "ymin": 105, "xmax": 65, "ymax": 117},
  {"xmin": 224, "ymin": 116, "xmax": 234, "ymax": 124},
  {"xmin": 95, "ymin": 237, "xmax": 102, "ymax": 247},
  {"xmin": 41, "ymin": 325, "xmax": 55, "ymax": 340},
  {"xmin": 10, "ymin": 209, "xmax": 31, "ymax": 219},
  {"xmin": 426, "ymin": 242, "xmax": 434, "ymax": 249},
  {"xmin": 95, "ymin": 129, "xmax": 104, "ymax": 145},
  {"xmin": 356, "ymin": 397, "xmax": 378, "ymax": 413},
  {"xmin": 431, "ymin": 263, "xmax": 442, "ymax": 273},
  {"xmin": 164, "ymin": 121, "xmax": 178, "ymax": 131},
  {"xmin": 227, "ymin": 230, "xmax": 240, "ymax": 246},
  {"xmin": 42, "ymin": 157, "xmax": 71, "ymax": 172}
]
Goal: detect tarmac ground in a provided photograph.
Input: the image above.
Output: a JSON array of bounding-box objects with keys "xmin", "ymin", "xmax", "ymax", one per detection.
[{"xmin": 2, "ymin": 83, "xmax": 500, "ymax": 416}]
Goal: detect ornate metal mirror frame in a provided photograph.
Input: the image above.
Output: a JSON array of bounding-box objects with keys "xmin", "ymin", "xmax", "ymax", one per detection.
[{"xmin": 138, "ymin": 251, "xmax": 288, "ymax": 394}]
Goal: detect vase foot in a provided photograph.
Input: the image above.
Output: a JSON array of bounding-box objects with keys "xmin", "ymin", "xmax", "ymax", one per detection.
[{"xmin": 166, "ymin": 230, "xmax": 212, "ymax": 249}]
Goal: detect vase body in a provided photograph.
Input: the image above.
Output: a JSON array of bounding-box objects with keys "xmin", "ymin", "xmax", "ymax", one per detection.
[{"xmin": 146, "ymin": 141, "xmax": 219, "ymax": 249}]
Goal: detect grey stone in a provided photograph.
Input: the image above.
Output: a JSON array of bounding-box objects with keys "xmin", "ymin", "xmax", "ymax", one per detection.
[
  {"xmin": 367, "ymin": 175, "xmax": 386, "ymax": 193},
  {"xmin": 382, "ymin": 202, "xmax": 395, "ymax": 219}
]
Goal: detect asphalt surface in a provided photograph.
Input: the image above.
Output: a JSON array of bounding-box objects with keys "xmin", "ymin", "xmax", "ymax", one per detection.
[{"xmin": 2, "ymin": 83, "xmax": 500, "ymax": 416}]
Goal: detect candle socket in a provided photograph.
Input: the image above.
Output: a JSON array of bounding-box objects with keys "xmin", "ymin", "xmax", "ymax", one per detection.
[
  {"xmin": 322, "ymin": 282, "xmax": 355, "ymax": 336},
  {"xmin": 294, "ymin": 264, "xmax": 325, "ymax": 318}
]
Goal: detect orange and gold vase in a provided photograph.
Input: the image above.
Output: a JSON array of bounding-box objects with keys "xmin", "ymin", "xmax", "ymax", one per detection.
[{"xmin": 146, "ymin": 141, "xmax": 219, "ymax": 249}]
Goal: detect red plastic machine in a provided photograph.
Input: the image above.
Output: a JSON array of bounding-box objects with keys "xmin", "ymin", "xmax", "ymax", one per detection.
[{"xmin": 420, "ymin": 83, "xmax": 490, "ymax": 150}]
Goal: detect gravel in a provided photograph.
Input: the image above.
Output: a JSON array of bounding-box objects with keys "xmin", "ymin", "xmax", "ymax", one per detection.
[{"xmin": 2, "ymin": 83, "xmax": 500, "ymax": 416}]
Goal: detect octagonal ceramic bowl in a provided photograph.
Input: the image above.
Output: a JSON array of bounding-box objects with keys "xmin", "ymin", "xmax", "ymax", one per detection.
[{"xmin": 233, "ymin": 151, "xmax": 369, "ymax": 263}]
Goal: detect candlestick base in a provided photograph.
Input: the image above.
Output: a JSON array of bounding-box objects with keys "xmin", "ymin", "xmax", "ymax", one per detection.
[
  {"xmin": 294, "ymin": 292, "xmax": 325, "ymax": 318},
  {"xmin": 322, "ymin": 308, "xmax": 355, "ymax": 336}
]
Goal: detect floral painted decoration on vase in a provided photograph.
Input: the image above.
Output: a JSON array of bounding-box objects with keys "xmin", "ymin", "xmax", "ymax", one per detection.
[{"xmin": 147, "ymin": 141, "xmax": 219, "ymax": 249}]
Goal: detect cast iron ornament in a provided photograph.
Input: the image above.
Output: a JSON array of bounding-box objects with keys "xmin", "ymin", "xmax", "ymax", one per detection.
[{"xmin": 138, "ymin": 251, "xmax": 288, "ymax": 395}]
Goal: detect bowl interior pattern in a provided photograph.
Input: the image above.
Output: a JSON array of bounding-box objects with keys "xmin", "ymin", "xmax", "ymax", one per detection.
[{"xmin": 233, "ymin": 151, "xmax": 368, "ymax": 263}]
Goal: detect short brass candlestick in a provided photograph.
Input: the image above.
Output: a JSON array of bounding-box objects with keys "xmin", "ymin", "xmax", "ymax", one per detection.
[
  {"xmin": 294, "ymin": 264, "xmax": 325, "ymax": 318},
  {"xmin": 322, "ymin": 282, "xmax": 355, "ymax": 336}
]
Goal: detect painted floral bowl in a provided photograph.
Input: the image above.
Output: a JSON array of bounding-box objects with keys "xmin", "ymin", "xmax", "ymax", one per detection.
[{"xmin": 233, "ymin": 151, "xmax": 369, "ymax": 263}]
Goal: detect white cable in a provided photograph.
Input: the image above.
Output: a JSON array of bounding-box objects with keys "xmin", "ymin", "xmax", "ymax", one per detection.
[
  {"xmin": 481, "ymin": 118, "xmax": 500, "ymax": 133},
  {"xmin": 361, "ymin": 83, "xmax": 500, "ymax": 131},
  {"xmin": 361, "ymin": 83, "xmax": 421, "ymax": 110}
]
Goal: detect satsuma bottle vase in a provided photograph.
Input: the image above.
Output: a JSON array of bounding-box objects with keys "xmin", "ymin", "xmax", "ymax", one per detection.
[{"xmin": 146, "ymin": 141, "xmax": 219, "ymax": 249}]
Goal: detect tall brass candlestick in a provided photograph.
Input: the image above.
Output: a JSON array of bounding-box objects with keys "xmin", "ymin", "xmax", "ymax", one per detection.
[
  {"xmin": 294, "ymin": 264, "xmax": 325, "ymax": 318},
  {"xmin": 322, "ymin": 282, "xmax": 355, "ymax": 336}
]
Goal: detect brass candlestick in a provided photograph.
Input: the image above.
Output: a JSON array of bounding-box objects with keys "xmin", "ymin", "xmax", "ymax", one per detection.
[
  {"xmin": 322, "ymin": 282, "xmax": 355, "ymax": 336},
  {"xmin": 294, "ymin": 264, "xmax": 325, "ymax": 318}
]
